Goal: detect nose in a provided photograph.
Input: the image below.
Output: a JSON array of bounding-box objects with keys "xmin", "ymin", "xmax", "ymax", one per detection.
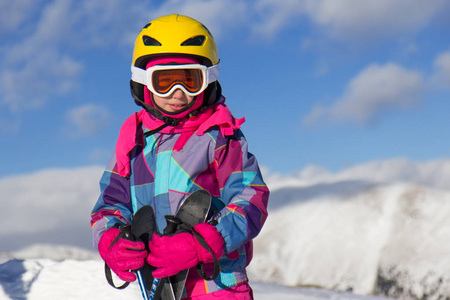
[{"xmin": 171, "ymin": 88, "xmax": 187, "ymax": 99}]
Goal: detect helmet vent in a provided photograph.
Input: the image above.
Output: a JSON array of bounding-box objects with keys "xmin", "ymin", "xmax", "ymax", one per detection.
[
  {"xmin": 181, "ymin": 35, "xmax": 205, "ymax": 46},
  {"xmin": 143, "ymin": 22, "xmax": 151, "ymax": 29},
  {"xmin": 143, "ymin": 35, "xmax": 162, "ymax": 46}
]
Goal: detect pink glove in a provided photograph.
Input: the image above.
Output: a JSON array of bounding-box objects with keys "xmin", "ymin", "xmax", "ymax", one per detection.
[
  {"xmin": 98, "ymin": 227, "xmax": 148, "ymax": 282},
  {"xmin": 147, "ymin": 223, "xmax": 225, "ymax": 278}
]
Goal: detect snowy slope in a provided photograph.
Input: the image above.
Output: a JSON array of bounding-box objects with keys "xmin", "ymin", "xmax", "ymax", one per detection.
[
  {"xmin": 1, "ymin": 158, "xmax": 450, "ymax": 299},
  {"xmin": 0, "ymin": 254, "xmax": 390, "ymax": 300}
]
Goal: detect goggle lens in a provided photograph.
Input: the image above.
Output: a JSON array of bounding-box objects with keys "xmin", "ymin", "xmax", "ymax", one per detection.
[{"xmin": 152, "ymin": 69, "xmax": 204, "ymax": 95}]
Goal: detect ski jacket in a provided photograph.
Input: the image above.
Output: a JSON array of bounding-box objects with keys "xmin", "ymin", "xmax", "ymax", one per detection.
[{"xmin": 91, "ymin": 102, "xmax": 269, "ymax": 297}]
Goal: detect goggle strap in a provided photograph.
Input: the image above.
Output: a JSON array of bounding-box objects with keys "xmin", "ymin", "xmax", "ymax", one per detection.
[
  {"xmin": 206, "ymin": 64, "xmax": 220, "ymax": 84},
  {"xmin": 131, "ymin": 66, "xmax": 147, "ymax": 85}
]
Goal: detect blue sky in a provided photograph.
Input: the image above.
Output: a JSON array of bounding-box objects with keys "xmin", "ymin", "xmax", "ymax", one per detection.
[{"xmin": 1, "ymin": 0, "xmax": 450, "ymax": 179}]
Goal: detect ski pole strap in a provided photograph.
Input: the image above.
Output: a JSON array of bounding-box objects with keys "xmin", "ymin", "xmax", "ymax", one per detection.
[
  {"xmin": 104, "ymin": 224, "xmax": 132, "ymax": 290},
  {"xmin": 191, "ymin": 227, "xmax": 221, "ymax": 281},
  {"xmin": 105, "ymin": 263, "xmax": 130, "ymax": 289}
]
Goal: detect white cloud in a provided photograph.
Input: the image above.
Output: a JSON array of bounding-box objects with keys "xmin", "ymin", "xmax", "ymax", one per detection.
[
  {"xmin": 303, "ymin": 63, "xmax": 424, "ymax": 126},
  {"xmin": 430, "ymin": 50, "xmax": 450, "ymax": 88},
  {"xmin": 0, "ymin": 0, "xmax": 41, "ymax": 33},
  {"xmin": 1, "ymin": 50, "xmax": 84, "ymax": 111},
  {"xmin": 337, "ymin": 158, "xmax": 450, "ymax": 191},
  {"xmin": 0, "ymin": 166, "xmax": 103, "ymax": 236},
  {"xmin": 148, "ymin": 0, "xmax": 249, "ymax": 40},
  {"xmin": 265, "ymin": 157, "xmax": 450, "ymax": 192},
  {"xmin": 250, "ymin": 0, "xmax": 304, "ymax": 39},
  {"xmin": 1, "ymin": 1, "xmax": 83, "ymax": 111},
  {"xmin": 247, "ymin": 0, "xmax": 450, "ymax": 43},
  {"xmin": 0, "ymin": 0, "xmax": 251, "ymax": 115},
  {"xmin": 0, "ymin": 0, "xmax": 153, "ymax": 113},
  {"xmin": 302, "ymin": 0, "xmax": 450, "ymax": 41},
  {"xmin": 66, "ymin": 104, "xmax": 112, "ymax": 138}
]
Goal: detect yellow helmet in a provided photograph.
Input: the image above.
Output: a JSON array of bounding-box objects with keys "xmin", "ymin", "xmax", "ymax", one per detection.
[
  {"xmin": 132, "ymin": 14, "xmax": 219, "ymax": 69},
  {"xmin": 130, "ymin": 14, "xmax": 222, "ymax": 121}
]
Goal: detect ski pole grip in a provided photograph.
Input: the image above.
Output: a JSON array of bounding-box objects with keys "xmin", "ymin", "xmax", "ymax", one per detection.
[
  {"xmin": 164, "ymin": 215, "xmax": 181, "ymax": 235},
  {"xmin": 120, "ymin": 224, "xmax": 134, "ymax": 240}
]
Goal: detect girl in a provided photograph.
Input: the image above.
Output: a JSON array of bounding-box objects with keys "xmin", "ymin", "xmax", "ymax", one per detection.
[{"xmin": 91, "ymin": 14, "xmax": 269, "ymax": 300}]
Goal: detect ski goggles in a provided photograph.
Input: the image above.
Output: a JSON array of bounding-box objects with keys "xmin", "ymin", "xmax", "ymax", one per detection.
[{"xmin": 131, "ymin": 63, "xmax": 220, "ymax": 97}]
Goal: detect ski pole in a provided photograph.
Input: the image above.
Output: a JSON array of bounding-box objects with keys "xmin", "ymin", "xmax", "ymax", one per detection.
[
  {"xmin": 137, "ymin": 270, "xmax": 150, "ymax": 300},
  {"xmin": 147, "ymin": 215, "xmax": 181, "ymax": 300},
  {"xmin": 120, "ymin": 225, "xmax": 149, "ymax": 300},
  {"xmin": 148, "ymin": 277, "xmax": 160, "ymax": 300}
]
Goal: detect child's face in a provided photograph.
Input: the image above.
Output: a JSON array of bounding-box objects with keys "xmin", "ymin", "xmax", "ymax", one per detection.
[{"xmin": 152, "ymin": 88, "xmax": 195, "ymax": 113}]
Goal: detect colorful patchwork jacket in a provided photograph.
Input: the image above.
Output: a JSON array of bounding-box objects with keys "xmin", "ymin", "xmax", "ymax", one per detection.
[{"xmin": 91, "ymin": 103, "xmax": 269, "ymax": 297}]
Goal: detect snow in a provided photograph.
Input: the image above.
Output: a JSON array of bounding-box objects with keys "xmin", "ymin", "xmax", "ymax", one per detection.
[
  {"xmin": 1, "ymin": 158, "xmax": 450, "ymax": 299},
  {"xmin": 0, "ymin": 256, "xmax": 389, "ymax": 300}
]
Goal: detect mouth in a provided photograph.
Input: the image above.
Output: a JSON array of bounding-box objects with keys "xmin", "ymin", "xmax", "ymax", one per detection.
[{"xmin": 169, "ymin": 103, "xmax": 186, "ymax": 111}]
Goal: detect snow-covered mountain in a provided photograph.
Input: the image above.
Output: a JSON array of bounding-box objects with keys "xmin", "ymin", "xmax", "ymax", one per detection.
[
  {"xmin": 1, "ymin": 158, "xmax": 449, "ymax": 299},
  {"xmin": 250, "ymin": 159, "xmax": 450, "ymax": 299},
  {"xmin": 250, "ymin": 182, "xmax": 450, "ymax": 299}
]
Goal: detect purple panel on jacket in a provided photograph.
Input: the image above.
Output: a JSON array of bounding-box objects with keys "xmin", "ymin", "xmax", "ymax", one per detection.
[
  {"xmin": 243, "ymin": 187, "xmax": 269, "ymax": 240},
  {"xmin": 103, "ymin": 172, "xmax": 132, "ymax": 208},
  {"xmin": 132, "ymin": 148, "xmax": 155, "ymax": 186}
]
